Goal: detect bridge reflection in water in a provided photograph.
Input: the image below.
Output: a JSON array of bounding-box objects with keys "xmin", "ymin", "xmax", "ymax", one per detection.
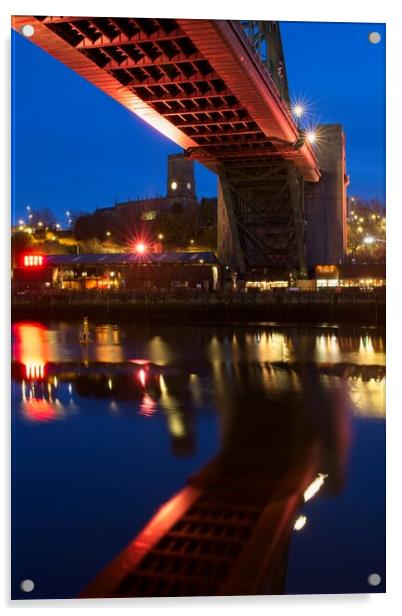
[{"xmin": 12, "ymin": 322, "xmax": 385, "ymax": 597}]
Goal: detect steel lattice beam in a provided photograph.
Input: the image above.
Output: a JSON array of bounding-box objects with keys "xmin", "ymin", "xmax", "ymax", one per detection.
[{"xmin": 12, "ymin": 15, "xmax": 321, "ymax": 276}]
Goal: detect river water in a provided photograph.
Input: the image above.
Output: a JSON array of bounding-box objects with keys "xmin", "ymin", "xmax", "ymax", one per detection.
[{"xmin": 11, "ymin": 321, "xmax": 385, "ymax": 599}]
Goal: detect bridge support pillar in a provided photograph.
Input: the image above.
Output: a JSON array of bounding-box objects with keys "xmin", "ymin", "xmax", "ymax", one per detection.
[
  {"xmin": 217, "ymin": 160, "xmax": 307, "ymax": 279},
  {"xmin": 304, "ymin": 124, "xmax": 348, "ymax": 270}
]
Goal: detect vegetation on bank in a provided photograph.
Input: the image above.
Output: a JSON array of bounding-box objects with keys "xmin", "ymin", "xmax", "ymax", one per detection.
[{"xmin": 12, "ymin": 195, "xmax": 385, "ymax": 267}]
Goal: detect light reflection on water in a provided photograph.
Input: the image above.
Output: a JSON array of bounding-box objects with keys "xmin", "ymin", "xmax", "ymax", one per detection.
[
  {"xmin": 12, "ymin": 321, "xmax": 385, "ymax": 424},
  {"xmin": 11, "ymin": 321, "xmax": 385, "ymax": 598}
]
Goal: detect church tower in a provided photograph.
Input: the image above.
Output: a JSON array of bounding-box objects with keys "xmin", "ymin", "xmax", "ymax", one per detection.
[{"xmin": 167, "ymin": 153, "xmax": 196, "ymax": 202}]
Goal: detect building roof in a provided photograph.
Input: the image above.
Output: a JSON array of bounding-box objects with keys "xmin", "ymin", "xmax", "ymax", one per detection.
[{"xmin": 45, "ymin": 252, "xmax": 220, "ymax": 266}]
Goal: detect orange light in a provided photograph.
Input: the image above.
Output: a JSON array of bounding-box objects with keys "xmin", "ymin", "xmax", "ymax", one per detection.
[
  {"xmin": 13, "ymin": 323, "xmax": 49, "ymax": 381},
  {"xmin": 135, "ymin": 242, "xmax": 147, "ymax": 254},
  {"xmin": 25, "ymin": 363, "xmax": 45, "ymax": 380}
]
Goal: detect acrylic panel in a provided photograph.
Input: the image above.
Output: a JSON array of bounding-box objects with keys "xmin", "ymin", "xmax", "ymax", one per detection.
[{"xmin": 11, "ymin": 16, "xmax": 385, "ymax": 600}]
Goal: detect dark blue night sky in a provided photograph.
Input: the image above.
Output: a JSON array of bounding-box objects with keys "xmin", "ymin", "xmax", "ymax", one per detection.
[{"xmin": 11, "ymin": 20, "xmax": 385, "ymax": 225}]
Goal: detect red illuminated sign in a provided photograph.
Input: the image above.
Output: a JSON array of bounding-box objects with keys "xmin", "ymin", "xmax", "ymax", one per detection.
[{"xmin": 23, "ymin": 255, "xmax": 44, "ymax": 267}]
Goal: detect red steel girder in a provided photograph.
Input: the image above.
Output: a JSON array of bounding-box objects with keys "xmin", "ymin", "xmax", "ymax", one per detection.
[
  {"xmin": 104, "ymin": 52, "xmax": 207, "ymax": 70},
  {"xmin": 12, "ymin": 15, "xmax": 199, "ymax": 151},
  {"xmin": 12, "ymin": 15, "xmax": 320, "ymax": 182},
  {"xmin": 177, "ymin": 19, "xmax": 319, "ymax": 181},
  {"xmin": 123, "ymin": 70, "xmax": 221, "ymax": 87}
]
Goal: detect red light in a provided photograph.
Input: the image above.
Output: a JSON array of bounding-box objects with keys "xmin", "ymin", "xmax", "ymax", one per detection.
[
  {"xmin": 139, "ymin": 393, "xmax": 156, "ymax": 417},
  {"xmin": 135, "ymin": 242, "xmax": 147, "ymax": 254},
  {"xmin": 138, "ymin": 369, "xmax": 146, "ymax": 387},
  {"xmin": 23, "ymin": 254, "xmax": 44, "ymax": 267},
  {"xmin": 23, "ymin": 397, "xmax": 57, "ymax": 422}
]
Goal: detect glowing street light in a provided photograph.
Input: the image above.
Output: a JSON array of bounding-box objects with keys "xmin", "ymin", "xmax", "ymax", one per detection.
[
  {"xmin": 135, "ymin": 242, "xmax": 147, "ymax": 254},
  {"xmin": 292, "ymin": 104, "xmax": 304, "ymax": 118},
  {"xmin": 363, "ymin": 236, "xmax": 375, "ymax": 245},
  {"xmin": 305, "ymin": 130, "xmax": 317, "ymax": 145},
  {"xmin": 294, "ymin": 515, "xmax": 307, "ymax": 531},
  {"xmin": 190, "ymin": 239, "xmax": 195, "ymax": 245},
  {"xmin": 106, "ymin": 231, "xmax": 111, "ymax": 237},
  {"xmin": 303, "ymin": 473, "xmax": 328, "ymax": 502},
  {"xmin": 158, "ymin": 233, "xmax": 164, "ymax": 240}
]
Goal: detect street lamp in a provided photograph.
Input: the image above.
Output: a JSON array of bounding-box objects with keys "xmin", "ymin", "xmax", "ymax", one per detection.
[
  {"xmin": 305, "ymin": 130, "xmax": 317, "ymax": 145},
  {"xmin": 106, "ymin": 231, "xmax": 111, "ymax": 237},
  {"xmin": 363, "ymin": 236, "xmax": 375, "ymax": 245},
  {"xmin": 293, "ymin": 104, "xmax": 304, "ymax": 119},
  {"xmin": 158, "ymin": 233, "xmax": 164, "ymax": 240},
  {"xmin": 135, "ymin": 242, "xmax": 147, "ymax": 254}
]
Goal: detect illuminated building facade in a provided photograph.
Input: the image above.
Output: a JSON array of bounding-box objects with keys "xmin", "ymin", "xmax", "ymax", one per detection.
[
  {"xmin": 315, "ymin": 263, "xmax": 386, "ymax": 288},
  {"xmin": 12, "ymin": 252, "xmax": 221, "ymax": 292}
]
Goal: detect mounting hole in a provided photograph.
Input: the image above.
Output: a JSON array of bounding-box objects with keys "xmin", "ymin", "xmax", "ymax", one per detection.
[
  {"xmin": 368, "ymin": 32, "xmax": 381, "ymax": 44},
  {"xmin": 21, "ymin": 24, "xmax": 35, "ymax": 37},
  {"xmin": 367, "ymin": 573, "xmax": 381, "ymax": 587},
  {"xmin": 20, "ymin": 579, "xmax": 35, "ymax": 593}
]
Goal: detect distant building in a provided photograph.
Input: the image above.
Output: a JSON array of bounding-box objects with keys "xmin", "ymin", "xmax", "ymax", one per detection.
[
  {"xmin": 12, "ymin": 252, "xmax": 221, "ymax": 292},
  {"xmin": 76, "ymin": 153, "xmax": 199, "ymax": 240}
]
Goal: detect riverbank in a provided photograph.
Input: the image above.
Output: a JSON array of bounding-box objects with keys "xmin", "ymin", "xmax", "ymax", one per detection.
[{"xmin": 12, "ymin": 289, "xmax": 385, "ymax": 326}]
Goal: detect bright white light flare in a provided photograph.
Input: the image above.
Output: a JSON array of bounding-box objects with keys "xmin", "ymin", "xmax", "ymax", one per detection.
[
  {"xmin": 303, "ymin": 473, "xmax": 328, "ymax": 502},
  {"xmin": 294, "ymin": 515, "xmax": 307, "ymax": 531},
  {"xmin": 293, "ymin": 104, "xmax": 304, "ymax": 118}
]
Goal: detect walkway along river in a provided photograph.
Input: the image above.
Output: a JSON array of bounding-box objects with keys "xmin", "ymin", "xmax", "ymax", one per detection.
[{"xmin": 12, "ymin": 288, "xmax": 385, "ymax": 326}]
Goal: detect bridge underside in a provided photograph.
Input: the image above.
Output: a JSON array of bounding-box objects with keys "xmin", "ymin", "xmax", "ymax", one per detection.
[
  {"xmin": 12, "ymin": 16, "xmax": 323, "ymax": 276},
  {"xmin": 218, "ymin": 159, "xmax": 307, "ymax": 277}
]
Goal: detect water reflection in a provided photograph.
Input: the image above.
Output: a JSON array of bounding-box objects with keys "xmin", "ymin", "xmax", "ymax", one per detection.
[
  {"xmin": 12, "ymin": 322, "xmax": 385, "ymax": 426},
  {"xmin": 12, "ymin": 321, "xmax": 385, "ymax": 598}
]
